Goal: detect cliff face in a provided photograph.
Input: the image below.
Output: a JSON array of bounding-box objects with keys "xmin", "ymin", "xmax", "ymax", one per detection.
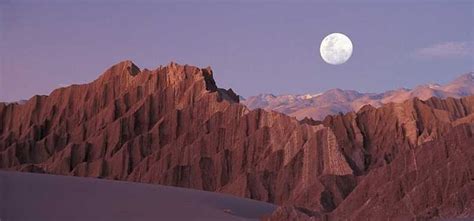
[
  {"xmin": 329, "ymin": 124, "xmax": 474, "ymax": 220},
  {"xmin": 1, "ymin": 61, "xmax": 473, "ymax": 220},
  {"xmin": 322, "ymin": 96, "xmax": 474, "ymax": 174}
]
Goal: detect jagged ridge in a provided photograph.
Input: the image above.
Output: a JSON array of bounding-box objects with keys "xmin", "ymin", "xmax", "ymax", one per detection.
[{"xmin": 0, "ymin": 61, "xmax": 473, "ymax": 220}]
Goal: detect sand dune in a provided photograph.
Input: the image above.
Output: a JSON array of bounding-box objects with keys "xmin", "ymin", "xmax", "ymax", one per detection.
[{"xmin": 0, "ymin": 171, "xmax": 276, "ymax": 221}]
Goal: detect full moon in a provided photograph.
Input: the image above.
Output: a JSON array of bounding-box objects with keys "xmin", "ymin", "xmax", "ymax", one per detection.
[{"xmin": 320, "ymin": 33, "xmax": 353, "ymax": 65}]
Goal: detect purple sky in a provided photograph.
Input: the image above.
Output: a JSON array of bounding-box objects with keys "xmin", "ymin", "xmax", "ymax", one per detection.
[{"xmin": 1, "ymin": 0, "xmax": 473, "ymax": 102}]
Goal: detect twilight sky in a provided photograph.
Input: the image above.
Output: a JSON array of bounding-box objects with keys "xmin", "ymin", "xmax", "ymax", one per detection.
[{"xmin": 1, "ymin": 0, "xmax": 473, "ymax": 102}]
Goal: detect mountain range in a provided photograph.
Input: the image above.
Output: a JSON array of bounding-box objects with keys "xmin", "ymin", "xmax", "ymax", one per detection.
[
  {"xmin": 0, "ymin": 61, "xmax": 473, "ymax": 220},
  {"xmin": 242, "ymin": 73, "xmax": 474, "ymax": 120}
]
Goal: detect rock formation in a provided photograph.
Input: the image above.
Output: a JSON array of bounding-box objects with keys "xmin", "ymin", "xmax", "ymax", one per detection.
[{"xmin": 0, "ymin": 61, "xmax": 473, "ymax": 220}]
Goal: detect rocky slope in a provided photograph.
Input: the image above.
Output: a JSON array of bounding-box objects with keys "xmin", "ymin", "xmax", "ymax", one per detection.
[
  {"xmin": 243, "ymin": 72, "xmax": 474, "ymax": 120},
  {"xmin": 0, "ymin": 61, "xmax": 473, "ymax": 220}
]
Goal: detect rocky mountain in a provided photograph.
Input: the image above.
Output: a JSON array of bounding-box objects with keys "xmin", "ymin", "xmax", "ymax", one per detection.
[
  {"xmin": 0, "ymin": 61, "xmax": 473, "ymax": 220},
  {"xmin": 243, "ymin": 72, "xmax": 474, "ymax": 120}
]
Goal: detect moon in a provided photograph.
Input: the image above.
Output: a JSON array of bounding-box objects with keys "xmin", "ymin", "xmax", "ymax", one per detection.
[{"xmin": 320, "ymin": 33, "xmax": 353, "ymax": 65}]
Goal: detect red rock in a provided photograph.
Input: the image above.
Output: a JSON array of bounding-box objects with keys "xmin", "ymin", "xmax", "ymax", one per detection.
[
  {"xmin": 262, "ymin": 206, "xmax": 322, "ymax": 221},
  {"xmin": 329, "ymin": 124, "xmax": 474, "ymax": 220},
  {"xmin": 0, "ymin": 61, "xmax": 473, "ymax": 220}
]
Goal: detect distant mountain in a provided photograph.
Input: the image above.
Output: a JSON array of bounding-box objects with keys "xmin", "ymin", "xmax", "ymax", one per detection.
[{"xmin": 242, "ymin": 72, "xmax": 474, "ymax": 120}]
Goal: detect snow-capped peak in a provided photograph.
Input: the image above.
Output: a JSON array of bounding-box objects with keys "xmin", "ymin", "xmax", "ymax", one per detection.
[
  {"xmin": 297, "ymin": 93, "xmax": 323, "ymax": 100},
  {"xmin": 427, "ymin": 83, "xmax": 441, "ymax": 89}
]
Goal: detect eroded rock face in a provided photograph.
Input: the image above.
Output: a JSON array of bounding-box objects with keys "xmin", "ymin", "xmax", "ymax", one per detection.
[
  {"xmin": 322, "ymin": 96, "xmax": 474, "ymax": 175},
  {"xmin": 0, "ymin": 61, "xmax": 351, "ymax": 211},
  {"xmin": 262, "ymin": 206, "xmax": 322, "ymax": 221},
  {"xmin": 329, "ymin": 125, "xmax": 474, "ymax": 220},
  {"xmin": 1, "ymin": 61, "xmax": 473, "ymax": 220}
]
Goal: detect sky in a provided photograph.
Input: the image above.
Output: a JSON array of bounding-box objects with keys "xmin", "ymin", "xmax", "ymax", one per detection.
[{"xmin": 1, "ymin": 0, "xmax": 473, "ymax": 102}]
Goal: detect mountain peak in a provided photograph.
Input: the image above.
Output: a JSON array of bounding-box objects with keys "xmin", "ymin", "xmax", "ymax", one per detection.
[
  {"xmin": 97, "ymin": 60, "xmax": 141, "ymax": 82},
  {"xmin": 297, "ymin": 93, "xmax": 322, "ymax": 100},
  {"xmin": 450, "ymin": 72, "xmax": 474, "ymax": 84}
]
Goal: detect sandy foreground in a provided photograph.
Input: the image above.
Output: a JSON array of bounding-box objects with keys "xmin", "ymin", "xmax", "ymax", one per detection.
[{"xmin": 0, "ymin": 171, "xmax": 276, "ymax": 221}]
